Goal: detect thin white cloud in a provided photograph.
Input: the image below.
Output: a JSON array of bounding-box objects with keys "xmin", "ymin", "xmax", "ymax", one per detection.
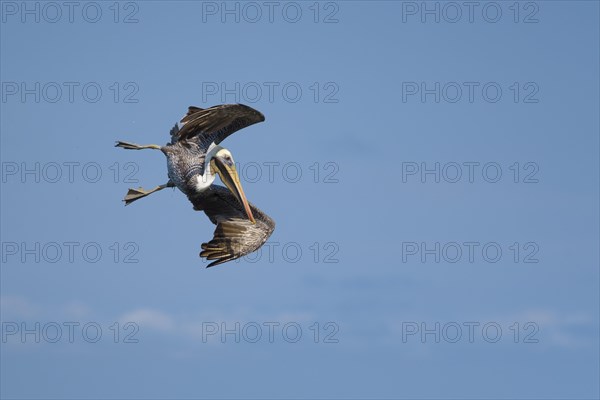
[
  {"xmin": 118, "ymin": 308, "xmax": 175, "ymax": 332},
  {"xmin": 0, "ymin": 295, "xmax": 39, "ymax": 318},
  {"xmin": 63, "ymin": 301, "xmax": 91, "ymax": 319}
]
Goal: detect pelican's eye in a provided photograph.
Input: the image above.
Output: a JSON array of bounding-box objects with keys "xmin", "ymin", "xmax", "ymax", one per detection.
[{"xmin": 218, "ymin": 153, "xmax": 234, "ymax": 167}]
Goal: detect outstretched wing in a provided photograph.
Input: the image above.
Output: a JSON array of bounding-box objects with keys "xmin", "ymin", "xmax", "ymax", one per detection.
[
  {"xmin": 188, "ymin": 185, "xmax": 275, "ymax": 268},
  {"xmin": 171, "ymin": 104, "xmax": 265, "ymax": 146}
]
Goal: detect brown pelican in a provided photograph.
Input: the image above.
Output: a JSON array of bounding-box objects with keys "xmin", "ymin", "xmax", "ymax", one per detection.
[{"xmin": 115, "ymin": 104, "xmax": 275, "ymax": 267}]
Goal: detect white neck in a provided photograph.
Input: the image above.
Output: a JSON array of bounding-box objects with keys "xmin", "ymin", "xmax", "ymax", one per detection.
[
  {"xmin": 192, "ymin": 142, "xmax": 221, "ymax": 192},
  {"xmin": 193, "ymin": 163, "xmax": 216, "ymax": 192}
]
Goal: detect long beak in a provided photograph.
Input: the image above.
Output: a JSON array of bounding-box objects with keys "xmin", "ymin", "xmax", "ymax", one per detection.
[{"xmin": 211, "ymin": 157, "xmax": 256, "ymax": 224}]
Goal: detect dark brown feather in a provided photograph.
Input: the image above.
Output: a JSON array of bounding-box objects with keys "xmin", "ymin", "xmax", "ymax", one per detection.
[
  {"xmin": 175, "ymin": 104, "xmax": 265, "ymax": 146},
  {"xmin": 188, "ymin": 185, "xmax": 275, "ymax": 268}
]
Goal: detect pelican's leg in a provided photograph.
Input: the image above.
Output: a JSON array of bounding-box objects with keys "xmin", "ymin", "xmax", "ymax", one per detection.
[
  {"xmin": 123, "ymin": 181, "xmax": 175, "ymax": 206},
  {"xmin": 115, "ymin": 141, "xmax": 161, "ymax": 150}
]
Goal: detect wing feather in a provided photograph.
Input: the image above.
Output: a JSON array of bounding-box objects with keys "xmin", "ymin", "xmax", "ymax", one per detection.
[
  {"xmin": 189, "ymin": 185, "xmax": 275, "ymax": 268},
  {"xmin": 173, "ymin": 104, "xmax": 265, "ymax": 146}
]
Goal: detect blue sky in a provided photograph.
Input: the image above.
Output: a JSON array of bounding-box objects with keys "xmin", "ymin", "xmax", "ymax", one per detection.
[{"xmin": 1, "ymin": 1, "xmax": 599, "ymax": 399}]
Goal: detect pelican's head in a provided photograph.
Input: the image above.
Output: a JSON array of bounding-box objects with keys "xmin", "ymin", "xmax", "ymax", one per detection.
[{"xmin": 209, "ymin": 147, "xmax": 255, "ymax": 224}]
